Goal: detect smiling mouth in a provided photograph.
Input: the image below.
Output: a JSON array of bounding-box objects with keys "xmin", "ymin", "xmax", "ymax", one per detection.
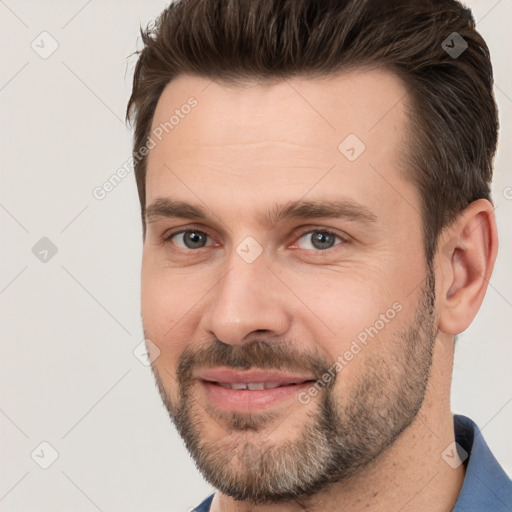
[
  {"xmin": 195, "ymin": 368, "xmax": 319, "ymax": 412},
  {"xmin": 207, "ymin": 381, "xmax": 314, "ymax": 390}
]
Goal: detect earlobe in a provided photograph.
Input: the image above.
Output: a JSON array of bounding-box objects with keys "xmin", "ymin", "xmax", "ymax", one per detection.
[{"xmin": 437, "ymin": 199, "xmax": 498, "ymax": 336}]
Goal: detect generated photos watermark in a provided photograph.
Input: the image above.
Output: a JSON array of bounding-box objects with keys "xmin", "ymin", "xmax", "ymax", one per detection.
[{"xmin": 298, "ymin": 301, "xmax": 403, "ymax": 404}]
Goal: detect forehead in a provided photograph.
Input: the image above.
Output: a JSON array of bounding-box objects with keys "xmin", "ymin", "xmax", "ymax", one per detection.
[{"xmin": 145, "ymin": 70, "xmax": 415, "ymax": 225}]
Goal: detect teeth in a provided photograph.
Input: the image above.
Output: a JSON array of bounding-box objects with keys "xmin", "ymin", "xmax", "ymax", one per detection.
[
  {"xmin": 216, "ymin": 382, "xmax": 289, "ymax": 390},
  {"xmin": 263, "ymin": 382, "xmax": 281, "ymax": 389},
  {"xmin": 247, "ymin": 382, "xmax": 265, "ymax": 390}
]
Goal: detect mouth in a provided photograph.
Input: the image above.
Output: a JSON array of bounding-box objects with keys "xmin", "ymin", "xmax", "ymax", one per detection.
[
  {"xmin": 206, "ymin": 381, "xmax": 311, "ymax": 390},
  {"xmin": 195, "ymin": 368, "xmax": 317, "ymax": 413}
]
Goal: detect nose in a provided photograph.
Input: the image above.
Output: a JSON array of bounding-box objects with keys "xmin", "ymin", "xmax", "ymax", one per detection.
[{"xmin": 199, "ymin": 251, "xmax": 292, "ymax": 346}]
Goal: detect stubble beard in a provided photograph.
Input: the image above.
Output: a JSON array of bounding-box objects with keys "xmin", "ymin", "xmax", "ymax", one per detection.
[{"xmin": 149, "ymin": 269, "xmax": 437, "ymax": 505}]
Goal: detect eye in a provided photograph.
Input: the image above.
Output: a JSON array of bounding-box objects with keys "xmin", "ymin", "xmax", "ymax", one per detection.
[
  {"xmin": 295, "ymin": 230, "xmax": 344, "ymax": 250},
  {"xmin": 167, "ymin": 229, "xmax": 215, "ymax": 250}
]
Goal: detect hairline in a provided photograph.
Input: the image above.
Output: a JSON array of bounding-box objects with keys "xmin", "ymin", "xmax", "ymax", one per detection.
[{"xmin": 139, "ymin": 65, "xmax": 433, "ymax": 252}]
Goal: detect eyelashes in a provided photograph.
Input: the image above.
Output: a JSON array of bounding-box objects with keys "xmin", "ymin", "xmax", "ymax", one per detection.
[
  {"xmin": 293, "ymin": 229, "xmax": 345, "ymax": 250},
  {"xmin": 166, "ymin": 229, "xmax": 216, "ymax": 250},
  {"xmin": 164, "ymin": 225, "xmax": 349, "ymax": 253}
]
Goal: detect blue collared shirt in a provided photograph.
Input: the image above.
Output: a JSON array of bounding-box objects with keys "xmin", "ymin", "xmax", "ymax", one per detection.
[
  {"xmin": 452, "ymin": 415, "xmax": 511, "ymax": 511},
  {"xmin": 192, "ymin": 414, "xmax": 512, "ymax": 511}
]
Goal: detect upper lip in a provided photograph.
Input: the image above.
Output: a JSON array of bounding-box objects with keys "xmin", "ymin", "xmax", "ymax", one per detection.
[{"xmin": 195, "ymin": 368, "xmax": 316, "ymax": 385}]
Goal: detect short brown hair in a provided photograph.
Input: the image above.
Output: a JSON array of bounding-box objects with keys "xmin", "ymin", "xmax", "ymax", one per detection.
[{"xmin": 126, "ymin": 0, "xmax": 498, "ymax": 261}]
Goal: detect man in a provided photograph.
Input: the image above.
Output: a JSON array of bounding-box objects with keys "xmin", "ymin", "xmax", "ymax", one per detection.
[{"xmin": 126, "ymin": 0, "xmax": 512, "ymax": 510}]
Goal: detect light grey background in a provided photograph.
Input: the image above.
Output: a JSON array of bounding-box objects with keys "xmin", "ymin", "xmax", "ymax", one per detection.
[{"xmin": 0, "ymin": 1, "xmax": 510, "ymax": 510}]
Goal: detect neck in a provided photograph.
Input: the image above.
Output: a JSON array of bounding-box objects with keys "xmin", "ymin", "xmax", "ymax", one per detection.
[{"xmin": 211, "ymin": 337, "xmax": 464, "ymax": 512}]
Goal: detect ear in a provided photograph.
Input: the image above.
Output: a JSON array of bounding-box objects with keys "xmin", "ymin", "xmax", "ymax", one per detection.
[{"xmin": 436, "ymin": 199, "xmax": 498, "ymax": 335}]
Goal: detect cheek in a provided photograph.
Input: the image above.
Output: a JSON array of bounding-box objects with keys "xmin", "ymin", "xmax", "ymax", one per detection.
[
  {"xmin": 292, "ymin": 270, "xmax": 395, "ymax": 336},
  {"xmin": 141, "ymin": 260, "xmax": 197, "ymax": 367},
  {"xmin": 286, "ymin": 268, "xmax": 411, "ymax": 378}
]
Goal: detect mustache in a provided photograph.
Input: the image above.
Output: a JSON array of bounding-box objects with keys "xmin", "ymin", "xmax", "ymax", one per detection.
[{"xmin": 176, "ymin": 339, "xmax": 333, "ymax": 384}]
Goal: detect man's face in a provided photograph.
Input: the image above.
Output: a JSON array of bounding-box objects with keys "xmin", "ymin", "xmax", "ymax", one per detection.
[{"xmin": 141, "ymin": 71, "xmax": 438, "ymax": 503}]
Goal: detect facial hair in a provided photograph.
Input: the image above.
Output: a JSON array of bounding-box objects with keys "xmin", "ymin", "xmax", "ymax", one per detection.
[{"xmin": 149, "ymin": 268, "xmax": 437, "ymax": 505}]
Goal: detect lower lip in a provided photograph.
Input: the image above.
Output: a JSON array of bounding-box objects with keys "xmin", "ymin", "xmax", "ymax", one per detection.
[{"xmin": 199, "ymin": 380, "xmax": 314, "ymax": 413}]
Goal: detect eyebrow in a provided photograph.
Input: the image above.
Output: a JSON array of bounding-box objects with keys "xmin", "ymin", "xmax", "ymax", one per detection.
[{"xmin": 145, "ymin": 197, "xmax": 377, "ymax": 227}]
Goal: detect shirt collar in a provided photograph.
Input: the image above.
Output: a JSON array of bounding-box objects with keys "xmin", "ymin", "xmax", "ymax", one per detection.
[
  {"xmin": 451, "ymin": 414, "xmax": 512, "ymax": 511},
  {"xmin": 193, "ymin": 414, "xmax": 512, "ymax": 511}
]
